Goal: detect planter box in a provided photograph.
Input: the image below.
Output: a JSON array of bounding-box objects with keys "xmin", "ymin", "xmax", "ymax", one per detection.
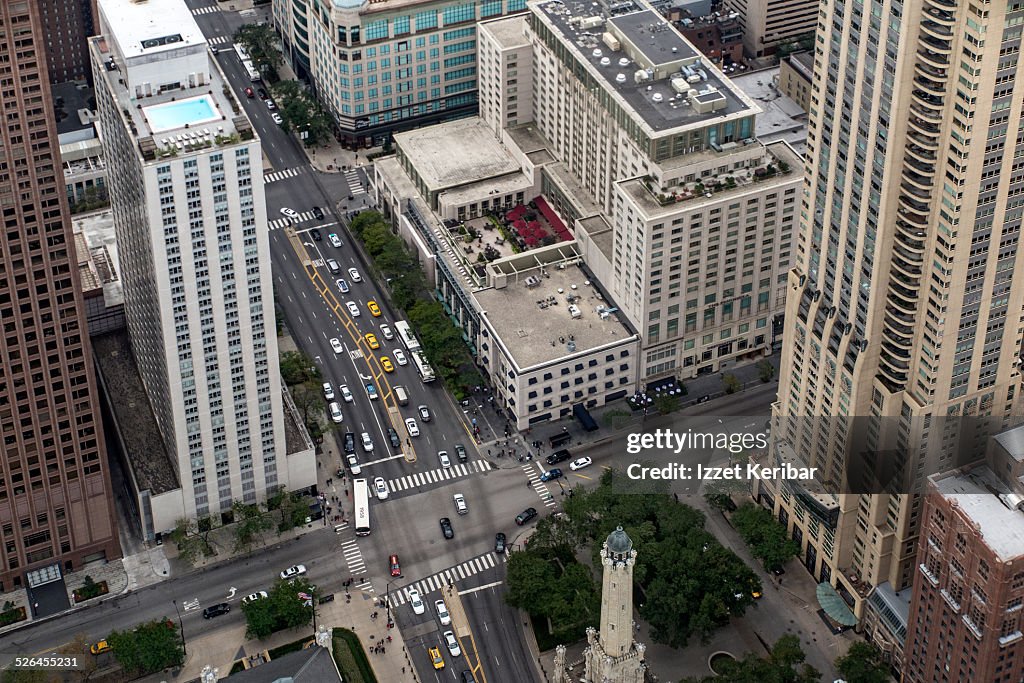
[
  {"xmin": 73, "ymin": 581, "xmax": 109, "ymax": 604},
  {"xmin": 0, "ymin": 606, "xmax": 26, "ymax": 628}
]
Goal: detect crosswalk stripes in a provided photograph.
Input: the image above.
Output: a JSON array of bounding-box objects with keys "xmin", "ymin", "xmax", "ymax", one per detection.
[
  {"xmin": 340, "ymin": 538, "xmax": 367, "ymax": 575},
  {"xmin": 344, "ymin": 169, "xmax": 366, "ymax": 196},
  {"xmin": 268, "ymin": 210, "xmax": 318, "ymax": 231},
  {"xmin": 207, "ymin": 35, "xmax": 230, "ymax": 45},
  {"xmin": 387, "ymin": 459, "xmax": 492, "ymax": 493},
  {"xmin": 191, "ymin": 5, "xmax": 220, "ymax": 15},
  {"xmin": 264, "ymin": 167, "xmax": 305, "ymax": 184},
  {"xmin": 389, "ymin": 553, "xmax": 499, "ymax": 606},
  {"xmin": 522, "ymin": 463, "xmax": 558, "ymax": 507}
]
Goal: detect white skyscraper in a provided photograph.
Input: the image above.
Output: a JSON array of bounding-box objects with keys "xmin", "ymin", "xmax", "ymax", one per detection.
[{"xmin": 91, "ymin": 0, "xmax": 312, "ymax": 528}]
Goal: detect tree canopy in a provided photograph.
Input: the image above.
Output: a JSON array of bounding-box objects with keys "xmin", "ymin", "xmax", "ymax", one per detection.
[
  {"xmin": 108, "ymin": 619, "xmax": 184, "ymax": 677},
  {"xmin": 681, "ymin": 634, "xmax": 820, "ymax": 683},
  {"xmin": 234, "ymin": 24, "xmax": 282, "ymax": 78},
  {"xmin": 243, "ymin": 578, "xmax": 315, "ymax": 639},
  {"xmin": 835, "ymin": 641, "xmax": 890, "ymax": 683},
  {"xmin": 269, "ymin": 80, "xmax": 333, "ymax": 146},
  {"xmin": 731, "ymin": 503, "xmax": 800, "ymax": 571}
]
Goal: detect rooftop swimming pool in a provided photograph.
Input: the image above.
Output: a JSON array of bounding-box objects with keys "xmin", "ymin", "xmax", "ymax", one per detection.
[{"xmin": 143, "ymin": 95, "xmax": 222, "ymax": 133}]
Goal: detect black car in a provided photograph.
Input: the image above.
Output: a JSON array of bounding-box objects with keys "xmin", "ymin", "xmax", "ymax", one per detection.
[
  {"xmin": 203, "ymin": 603, "xmax": 230, "ymax": 619},
  {"xmin": 454, "ymin": 444, "xmax": 468, "ymax": 463},
  {"xmin": 310, "ymin": 228, "xmax": 322, "ymax": 241},
  {"xmin": 494, "ymin": 532, "xmax": 506, "ymax": 554},
  {"xmin": 440, "ymin": 517, "xmax": 454, "ymax": 539},
  {"xmin": 546, "ymin": 449, "xmax": 571, "ymax": 466},
  {"xmin": 257, "ymin": 87, "xmax": 268, "ymax": 99},
  {"xmin": 461, "ymin": 671, "xmax": 475, "ymax": 683},
  {"xmin": 515, "ymin": 507, "xmax": 538, "ymax": 526},
  {"xmin": 343, "ymin": 432, "xmax": 356, "ymax": 454},
  {"xmin": 387, "ymin": 427, "xmax": 401, "ymax": 449},
  {"xmin": 312, "ymin": 206, "xmax": 325, "ymax": 219}
]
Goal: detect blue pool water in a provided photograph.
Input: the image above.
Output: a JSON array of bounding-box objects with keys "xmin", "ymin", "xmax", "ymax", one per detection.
[{"xmin": 144, "ymin": 96, "xmax": 220, "ymax": 133}]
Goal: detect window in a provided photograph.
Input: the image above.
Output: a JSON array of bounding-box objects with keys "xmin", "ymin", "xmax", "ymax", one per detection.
[
  {"xmin": 416, "ymin": 10, "xmax": 437, "ymax": 30},
  {"xmin": 365, "ymin": 20, "xmax": 388, "ymax": 42},
  {"xmin": 442, "ymin": 3, "xmax": 475, "ymax": 24},
  {"xmin": 481, "ymin": 0, "xmax": 502, "ymax": 16}
]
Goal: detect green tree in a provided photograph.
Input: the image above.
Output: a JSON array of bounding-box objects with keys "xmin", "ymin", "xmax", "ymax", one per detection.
[
  {"xmin": 270, "ymin": 80, "xmax": 333, "ymax": 146},
  {"xmin": 723, "ymin": 373, "xmax": 742, "ymax": 394},
  {"xmin": 505, "ymin": 552, "xmax": 559, "ymax": 615},
  {"xmin": 241, "ymin": 597, "xmax": 277, "ymax": 639},
  {"xmin": 167, "ymin": 517, "xmax": 214, "ymax": 565},
  {"xmin": 704, "ymin": 492, "xmax": 736, "ymax": 512},
  {"xmin": 835, "ymin": 641, "xmax": 891, "ymax": 683},
  {"xmin": 232, "ymin": 500, "xmax": 274, "ymax": 554},
  {"xmin": 244, "ymin": 578, "xmax": 315, "ymax": 639},
  {"xmin": 279, "ymin": 350, "xmax": 319, "ymax": 386},
  {"xmin": 654, "ymin": 393, "xmax": 681, "ymax": 415},
  {"xmin": 0, "ymin": 669, "xmax": 47, "ymax": 683},
  {"xmin": 731, "ymin": 503, "xmax": 800, "ymax": 571},
  {"xmin": 602, "ymin": 408, "xmax": 632, "ymax": 429},
  {"xmin": 267, "ymin": 489, "xmax": 310, "ymax": 533},
  {"xmin": 682, "ymin": 634, "xmax": 820, "ymax": 682},
  {"xmin": 108, "ymin": 619, "xmax": 184, "ymax": 676},
  {"xmin": 757, "ymin": 359, "xmax": 777, "ymax": 383},
  {"xmin": 290, "ymin": 382, "xmax": 325, "ymax": 432},
  {"xmin": 234, "ymin": 24, "xmax": 282, "ymax": 78}
]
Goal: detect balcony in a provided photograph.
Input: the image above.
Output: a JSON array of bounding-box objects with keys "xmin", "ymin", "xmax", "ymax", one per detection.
[
  {"xmin": 925, "ymin": 7, "xmax": 955, "ymax": 24},
  {"xmin": 905, "ymin": 144, "xmax": 937, "ymax": 167},
  {"xmin": 920, "ymin": 19, "xmax": 954, "ymax": 40},
  {"xmin": 898, "ymin": 195, "xmax": 931, "ymax": 220},
  {"xmin": 925, "ymin": 0, "xmax": 957, "ymax": 12},
  {"xmin": 917, "ymin": 48, "xmax": 950, "ymax": 69},
  {"xmin": 879, "ymin": 360, "xmax": 909, "ymax": 388},
  {"xmin": 908, "ymin": 115, "xmax": 940, "ymax": 137},
  {"xmin": 902, "ymin": 170, "xmax": 934, "ymax": 194},
  {"xmin": 910, "ymin": 102, "xmax": 943, "ymax": 125},
  {"xmin": 914, "ymin": 60, "xmax": 949, "ymax": 82},
  {"xmin": 919, "ymin": 35, "xmax": 953, "ymax": 54}
]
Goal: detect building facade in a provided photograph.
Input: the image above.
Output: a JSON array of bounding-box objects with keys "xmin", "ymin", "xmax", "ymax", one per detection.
[
  {"xmin": 0, "ymin": 0, "xmax": 121, "ymax": 592},
  {"xmin": 37, "ymin": 0, "xmax": 98, "ymax": 84},
  {"xmin": 92, "ymin": 0, "xmax": 311, "ymax": 529},
  {"xmin": 777, "ymin": 51, "xmax": 812, "ymax": 113},
  {"xmin": 722, "ymin": 0, "xmax": 817, "ymax": 57},
  {"xmin": 756, "ymin": 0, "xmax": 1024, "ymax": 618},
  {"xmin": 273, "ymin": 0, "xmax": 528, "ymax": 147}
]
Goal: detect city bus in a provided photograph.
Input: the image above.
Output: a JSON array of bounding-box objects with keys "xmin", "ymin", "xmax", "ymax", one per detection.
[
  {"xmin": 410, "ymin": 350, "xmax": 436, "ymax": 383},
  {"xmin": 353, "ymin": 478, "xmax": 370, "ymax": 536},
  {"xmin": 233, "ymin": 43, "xmax": 261, "ymax": 82},
  {"xmin": 394, "ymin": 320, "xmax": 421, "ymax": 353}
]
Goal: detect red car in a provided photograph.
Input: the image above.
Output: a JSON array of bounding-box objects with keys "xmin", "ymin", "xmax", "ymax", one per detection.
[
  {"xmin": 244, "ymin": 86, "xmax": 254, "ymax": 98},
  {"xmin": 389, "ymin": 554, "xmax": 401, "ymax": 577}
]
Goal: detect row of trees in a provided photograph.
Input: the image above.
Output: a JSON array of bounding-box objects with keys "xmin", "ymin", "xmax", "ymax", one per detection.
[
  {"xmin": 680, "ymin": 638, "xmax": 892, "ymax": 683},
  {"xmin": 233, "ymin": 24, "xmax": 283, "ymax": 82},
  {"xmin": 730, "ymin": 502, "xmax": 801, "ymax": 572},
  {"xmin": 242, "ymin": 578, "xmax": 316, "ymax": 639},
  {"xmin": 349, "ymin": 211, "xmax": 482, "ymax": 398},
  {"xmin": 280, "ymin": 349, "xmax": 336, "ymax": 443},
  {"xmin": 270, "ymin": 80, "xmax": 334, "ymax": 147}
]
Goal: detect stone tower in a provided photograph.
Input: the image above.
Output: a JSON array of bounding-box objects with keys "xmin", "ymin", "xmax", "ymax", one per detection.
[{"xmin": 582, "ymin": 526, "xmax": 647, "ymax": 683}]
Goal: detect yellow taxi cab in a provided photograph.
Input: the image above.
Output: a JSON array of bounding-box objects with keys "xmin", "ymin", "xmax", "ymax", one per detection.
[
  {"xmin": 365, "ymin": 333, "xmax": 379, "ymax": 350},
  {"xmin": 90, "ymin": 640, "xmax": 112, "ymax": 655},
  {"xmin": 367, "ymin": 300, "xmax": 382, "ymax": 317},
  {"xmin": 381, "ymin": 357, "xmax": 395, "ymax": 373},
  {"xmin": 429, "ymin": 646, "xmax": 445, "ymax": 670}
]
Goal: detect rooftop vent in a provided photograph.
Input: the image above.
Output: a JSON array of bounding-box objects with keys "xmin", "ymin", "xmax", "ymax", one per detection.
[
  {"xmin": 525, "ymin": 275, "xmax": 541, "ymax": 288},
  {"xmin": 618, "ymin": 57, "xmax": 630, "ymax": 67},
  {"xmin": 592, "ymin": 48, "xmax": 603, "ymax": 58},
  {"xmin": 601, "ymin": 57, "xmax": 612, "ymax": 66},
  {"xmin": 652, "ymin": 92, "xmax": 663, "ymax": 103},
  {"xmin": 615, "ymin": 73, "xmax": 627, "ymax": 83},
  {"xmin": 568, "ymin": 304, "xmax": 582, "ymax": 319}
]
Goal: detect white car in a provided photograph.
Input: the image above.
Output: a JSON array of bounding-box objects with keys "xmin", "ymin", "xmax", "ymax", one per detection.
[
  {"xmin": 330, "ymin": 337, "xmax": 343, "ymax": 354},
  {"xmin": 348, "ymin": 267, "xmax": 362, "ymax": 283},
  {"xmin": 418, "ymin": 405, "xmax": 431, "ymax": 422},
  {"xmin": 322, "ymin": 382, "xmax": 334, "ymax": 400},
  {"xmin": 394, "ymin": 349, "xmax": 408, "ymax": 366},
  {"xmin": 328, "ymin": 233, "xmax": 343, "ymax": 248},
  {"xmin": 380, "ymin": 323, "xmax": 394, "ymax": 340},
  {"xmin": 242, "ymin": 591, "xmax": 269, "ymax": 605},
  {"xmin": 335, "ymin": 278, "xmax": 350, "ymax": 294},
  {"xmin": 435, "ymin": 599, "xmax": 451, "ymax": 626},
  {"xmin": 271, "ymin": 112, "xmax": 283, "ymax": 125},
  {"xmin": 329, "ymin": 402, "xmax": 343, "ymax": 424},
  {"xmin": 346, "ymin": 301, "xmax": 361, "ymax": 317},
  {"xmin": 279, "ymin": 207, "xmax": 298, "ymax": 218},
  {"xmin": 373, "ymin": 476, "xmax": 388, "ymax": 500},
  {"xmin": 405, "ymin": 417, "xmax": 420, "ymax": 437},
  {"xmin": 438, "ymin": 450, "xmax": 451, "ymax": 468},
  {"xmin": 408, "ymin": 588, "xmax": 425, "ymax": 615},
  {"xmin": 347, "ymin": 454, "xmax": 361, "ymax": 475},
  {"xmin": 443, "ymin": 631, "xmax": 462, "ymax": 658},
  {"xmin": 569, "ymin": 457, "xmax": 593, "ymax": 471},
  {"xmin": 280, "ymin": 565, "xmax": 307, "ymax": 580},
  {"xmin": 361, "ymin": 431, "xmax": 374, "ymax": 453},
  {"xmin": 339, "ymin": 384, "xmax": 353, "ymax": 403}
]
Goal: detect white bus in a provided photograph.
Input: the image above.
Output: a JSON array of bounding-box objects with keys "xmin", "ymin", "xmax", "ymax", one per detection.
[
  {"xmin": 233, "ymin": 43, "xmax": 261, "ymax": 82},
  {"xmin": 394, "ymin": 320, "xmax": 421, "ymax": 353},
  {"xmin": 410, "ymin": 350, "xmax": 436, "ymax": 383},
  {"xmin": 353, "ymin": 478, "xmax": 370, "ymax": 536}
]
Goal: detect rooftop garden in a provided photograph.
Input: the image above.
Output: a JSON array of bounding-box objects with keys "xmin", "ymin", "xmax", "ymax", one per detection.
[{"xmin": 642, "ymin": 155, "xmax": 793, "ymax": 207}]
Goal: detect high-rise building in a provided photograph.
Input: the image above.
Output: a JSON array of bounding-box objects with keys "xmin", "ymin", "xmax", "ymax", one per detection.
[
  {"xmin": 91, "ymin": 0, "xmax": 312, "ymax": 528},
  {"xmin": 722, "ymin": 0, "xmax": 817, "ymax": 58},
  {"xmin": 38, "ymin": 0, "xmax": 98, "ymax": 84},
  {"xmin": 272, "ymin": 0, "xmax": 528, "ymax": 147},
  {"xmin": 0, "ymin": 0, "xmax": 120, "ymax": 592},
  {"xmin": 756, "ymin": 0, "xmax": 1024, "ymax": 618}
]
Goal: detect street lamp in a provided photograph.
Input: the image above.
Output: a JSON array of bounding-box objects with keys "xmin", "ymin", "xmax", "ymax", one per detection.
[{"xmin": 172, "ymin": 599, "xmax": 187, "ymax": 658}]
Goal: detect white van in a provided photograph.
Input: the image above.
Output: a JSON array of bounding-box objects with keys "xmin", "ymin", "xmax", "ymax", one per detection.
[
  {"xmin": 329, "ymin": 402, "xmax": 343, "ymax": 423},
  {"xmin": 394, "ymin": 385, "xmax": 409, "ymax": 406}
]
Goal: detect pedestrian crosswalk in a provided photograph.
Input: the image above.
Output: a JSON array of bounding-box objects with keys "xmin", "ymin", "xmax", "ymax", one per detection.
[
  {"xmin": 389, "ymin": 553, "xmax": 501, "ymax": 606},
  {"xmin": 340, "ymin": 537, "xmax": 368, "ymax": 576},
  {"xmin": 386, "ymin": 459, "xmax": 492, "ymax": 494},
  {"xmin": 522, "ymin": 463, "xmax": 558, "ymax": 507},
  {"xmin": 268, "ymin": 210, "xmax": 319, "ymax": 231},
  {"xmin": 264, "ymin": 166, "xmax": 305, "ymax": 184},
  {"xmin": 207, "ymin": 35, "xmax": 230, "ymax": 46},
  {"xmin": 344, "ymin": 169, "xmax": 366, "ymax": 196},
  {"xmin": 191, "ymin": 5, "xmax": 219, "ymax": 15}
]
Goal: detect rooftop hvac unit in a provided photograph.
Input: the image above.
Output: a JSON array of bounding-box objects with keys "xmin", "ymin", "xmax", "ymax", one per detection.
[
  {"xmin": 601, "ymin": 57, "xmax": 612, "ymax": 66},
  {"xmin": 568, "ymin": 304, "xmax": 582, "ymax": 318},
  {"xmin": 592, "ymin": 48, "xmax": 603, "ymax": 58},
  {"xmin": 616, "ymin": 73, "xmax": 627, "ymax": 83},
  {"xmin": 652, "ymin": 93, "xmax": 663, "ymax": 102},
  {"xmin": 618, "ymin": 57, "xmax": 631, "ymax": 67},
  {"xmin": 635, "ymin": 69, "xmax": 650, "ymax": 83},
  {"xmin": 525, "ymin": 275, "xmax": 541, "ymax": 288},
  {"xmin": 671, "ymin": 78, "xmax": 689, "ymax": 93},
  {"xmin": 603, "ymin": 32, "xmax": 621, "ymax": 51},
  {"xmin": 567, "ymin": 340, "xmax": 577, "ymax": 352}
]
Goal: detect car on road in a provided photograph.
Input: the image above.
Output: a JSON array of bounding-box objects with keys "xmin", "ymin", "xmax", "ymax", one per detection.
[
  {"xmin": 360, "ymin": 432, "xmax": 374, "ymax": 453},
  {"xmin": 328, "ymin": 233, "xmax": 343, "ymax": 248},
  {"xmin": 428, "ymin": 646, "xmax": 445, "ymax": 670},
  {"xmin": 461, "ymin": 671, "xmax": 474, "ymax": 683},
  {"xmin": 393, "ymin": 349, "xmax": 407, "ymax": 366},
  {"xmin": 418, "ymin": 405, "xmax": 431, "ymax": 422},
  {"xmin": 439, "ymin": 517, "xmax": 454, "ymax": 539},
  {"xmin": 365, "ymin": 333, "xmax": 380, "ymax": 350},
  {"xmin": 266, "ymin": 98, "xmax": 276, "ymax": 110},
  {"xmin": 443, "ymin": 631, "xmax": 462, "ymax": 658},
  {"xmin": 494, "ymin": 532, "xmax": 507, "ymax": 554},
  {"xmin": 408, "ymin": 588, "xmax": 425, "ymax": 615},
  {"xmin": 336, "ymin": 278, "xmax": 349, "ymax": 294},
  {"xmin": 379, "ymin": 323, "xmax": 394, "ymax": 340},
  {"xmin": 203, "ymin": 603, "xmax": 230, "ymax": 619},
  {"xmin": 340, "ymin": 384, "xmax": 353, "ymax": 403},
  {"xmin": 242, "ymin": 591, "xmax": 269, "ymax": 605},
  {"xmin": 90, "ymin": 640, "xmax": 111, "ymax": 655},
  {"xmin": 389, "ymin": 553, "xmax": 401, "ymax": 577},
  {"xmin": 322, "ymin": 382, "xmax": 334, "ymax": 400},
  {"xmin": 280, "ymin": 564, "xmax": 307, "ymax": 580},
  {"xmin": 375, "ymin": 477, "xmax": 389, "ymax": 500},
  {"xmin": 326, "ymin": 258, "xmax": 341, "ymax": 274},
  {"xmin": 515, "ymin": 507, "xmax": 538, "ymax": 526},
  {"xmin": 366, "ymin": 383, "xmax": 378, "ymax": 400},
  {"xmin": 346, "ymin": 454, "xmax": 361, "ymax": 475},
  {"xmin": 271, "ymin": 112, "xmax": 283, "ymax": 125},
  {"xmin": 453, "ymin": 492, "xmax": 467, "ymax": 514},
  {"xmin": 546, "ymin": 449, "xmax": 571, "ymax": 466},
  {"xmin": 279, "ymin": 207, "xmax": 298, "ymax": 218},
  {"xmin": 329, "ymin": 402, "xmax": 343, "ymax": 424},
  {"xmin": 367, "ymin": 300, "xmax": 382, "ymax": 317},
  {"xmin": 454, "ymin": 444, "xmax": 468, "ymax": 463},
  {"xmin": 346, "ymin": 301, "xmax": 361, "ymax": 317},
  {"xmin": 312, "ymin": 206, "xmax": 325, "ymax": 219},
  {"xmin": 330, "ymin": 337, "xmax": 343, "ymax": 354},
  {"xmin": 569, "ymin": 457, "xmax": 593, "ymax": 471},
  {"xmin": 343, "ymin": 432, "xmax": 356, "ymax": 454},
  {"xmin": 387, "ymin": 427, "xmax": 401, "ymax": 449},
  {"xmin": 310, "ymin": 228, "xmax": 322, "ymax": 241},
  {"xmin": 257, "ymin": 87, "xmax": 268, "ymax": 99},
  {"xmin": 405, "ymin": 417, "xmax": 420, "ymax": 437},
  {"xmin": 348, "ymin": 267, "xmax": 362, "ymax": 283},
  {"xmin": 381, "ymin": 356, "xmax": 394, "ymax": 373},
  {"xmin": 438, "ymin": 450, "xmax": 451, "ymax": 468},
  {"xmin": 244, "ymin": 86, "xmax": 254, "ymax": 98},
  {"xmin": 435, "ymin": 599, "xmax": 451, "ymax": 625},
  {"xmin": 539, "ymin": 468, "xmax": 562, "ymax": 482}
]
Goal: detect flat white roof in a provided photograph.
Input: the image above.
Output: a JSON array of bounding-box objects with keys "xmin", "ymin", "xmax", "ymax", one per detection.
[
  {"xmin": 98, "ymin": 0, "xmax": 205, "ymax": 60},
  {"xmin": 933, "ymin": 465, "xmax": 1024, "ymax": 562}
]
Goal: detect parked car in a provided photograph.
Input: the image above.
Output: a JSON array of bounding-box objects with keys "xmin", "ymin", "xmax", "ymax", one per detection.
[
  {"xmin": 387, "ymin": 427, "xmax": 401, "ymax": 449},
  {"xmin": 266, "ymin": 98, "xmax": 276, "ymax": 110},
  {"xmin": 329, "ymin": 402, "xmax": 343, "ymax": 424},
  {"xmin": 439, "ymin": 517, "xmax": 454, "ymax": 539},
  {"xmin": 454, "ymin": 444, "xmax": 468, "ymax": 463},
  {"xmin": 322, "ymin": 382, "xmax": 334, "ymax": 400},
  {"xmin": 435, "ymin": 599, "xmax": 451, "ymax": 625},
  {"xmin": 443, "ymin": 631, "xmax": 462, "ymax": 658},
  {"xmin": 280, "ymin": 564, "xmax": 307, "ymax": 580},
  {"xmin": 257, "ymin": 87, "xmax": 268, "ymax": 99},
  {"xmin": 389, "ymin": 553, "xmax": 401, "ymax": 577},
  {"xmin": 539, "ymin": 468, "xmax": 562, "ymax": 482},
  {"xmin": 271, "ymin": 112, "xmax": 283, "ymax": 125},
  {"xmin": 569, "ymin": 457, "xmax": 593, "ymax": 471},
  {"xmin": 408, "ymin": 588, "xmax": 425, "ymax": 615},
  {"xmin": 418, "ymin": 405, "xmax": 431, "ymax": 422},
  {"xmin": 242, "ymin": 591, "xmax": 269, "ymax": 605},
  {"xmin": 494, "ymin": 532, "xmax": 507, "ymax": 554},
  {"xmin": 203, "ymin": 603, "xmax": 230, "ymax": 619},
  {"xmin": 515, "ymin": 507, "xmax": 538, "ymax": 526},
  {"xmin": 343, "ymin": 432, "xmax": 356, "ymax": 454},
  {"xmin": 90, "ymin": 640, "xmax": 111, "ymax": 655},
  {"xmin": 405, "ymin": 417, "xmax": 420, "ymax": 437},
  {"xmin": 438, "ymin": 450, "xmax": 451, "ymax": 468},
  {"xmin": 375, "ymin": 477, "xmax": 389, "ymax": 500}
]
